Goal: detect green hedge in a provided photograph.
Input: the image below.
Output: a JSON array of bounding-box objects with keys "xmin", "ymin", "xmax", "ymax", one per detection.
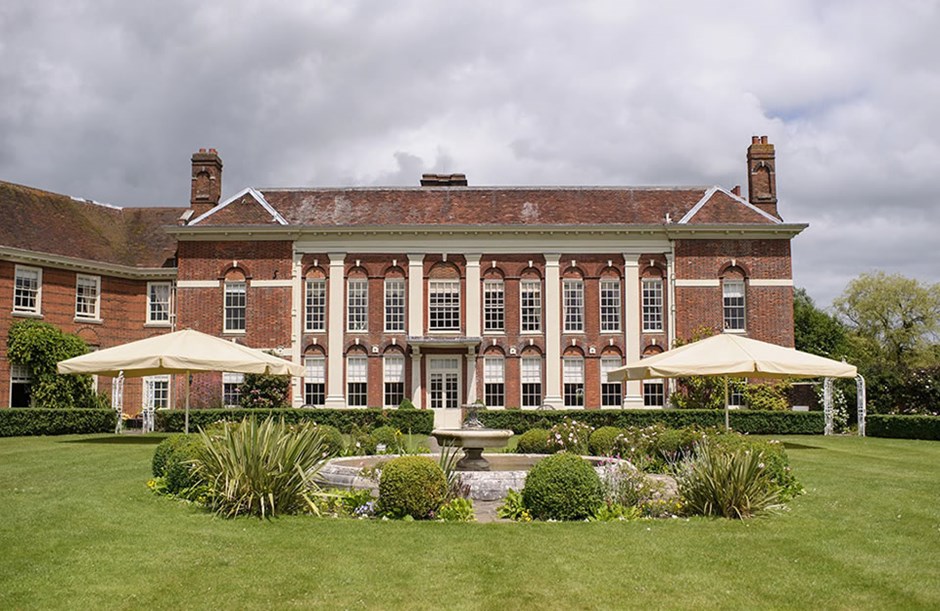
[
  {"xmin": 0, "ymin": 409, "xmax": 117, "ymax": 437},
  {"xmin": 155, "ymin": 407, "xmax": 434, "ymax": 435},
  {"xmin": 479, "ymin": 409, "xmax": 824, "ymax": 435},
  {"xmin": 867, "ymin": 415, "xmax": 940, "ymax": 441}
]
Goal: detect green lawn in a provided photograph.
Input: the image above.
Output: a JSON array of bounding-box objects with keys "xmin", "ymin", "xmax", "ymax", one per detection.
[{"xmin": 1, "ymin": 434, "xmax": 938, "ymax": 610}]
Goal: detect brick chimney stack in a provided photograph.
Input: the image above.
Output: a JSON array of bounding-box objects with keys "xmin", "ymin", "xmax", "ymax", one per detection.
[
  {"xmin": 191, "ymin": 148, "xmax": 223, "ymax": 219},
  {"xmin": 747, "ymin": 135, "xmax": 778, "ymax": 219},
  {"xmin": 420, "ymin": 173, "xmax": 468, "ymax": 187}
]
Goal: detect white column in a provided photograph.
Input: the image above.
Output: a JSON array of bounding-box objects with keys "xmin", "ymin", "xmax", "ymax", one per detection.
[
  {"xmin": 290, "ymin": 250, "xmax": 304, "ymax": 406},
  {"xmin": 411, "ymin": 347, "xmax": 422, "ymax": 409},
  {"xmin": 543, "ymin": 253, "xmax": 563, "ymax": 408},
  {"xmin": 407, "ymin": 253, "xmax": 424, "ymax": 336},
  {"xmin": 466, "ymin": 346, "xmax": 478, "ymax": 404},
  {"xmin": 325, "ymin": 252, "xmax": 346, "ymax": 408},
  {"xmin": 666, "ymin": 249, "xmax": 677, "ymax": 399},
  {"xmin": 623, "ymin": 254, "xmax": 644, "ymax": 407},
  {"xmin": 465, "ymin": 254, "xmax": 482, "ymax": 337}
]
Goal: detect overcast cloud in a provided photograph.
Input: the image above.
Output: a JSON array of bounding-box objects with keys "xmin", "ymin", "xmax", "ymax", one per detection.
[{"xmin": 2, "ymin": 0, "xmax": 938, "ymax": 306}]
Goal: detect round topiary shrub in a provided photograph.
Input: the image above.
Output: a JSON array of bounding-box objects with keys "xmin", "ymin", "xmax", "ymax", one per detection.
[
  {"xmin": 589, "ymin": 426, "xmax": 624, "ymax": 456},
  {"xmin": 522, "ymin": 452, "xmax": 604, "ymax": 520},
  {"xmin": 152, "ymin": 434, "xmax": 185, "ymax": 477},
  {"xmin": 370, "ymin": 425, "xmax": 403, "ymax": 453},
  {"xmin": 313, "ymin": 424, "xmax": 345, "ymax": 457},
  {"xmin": 516, "ymin": 428, "xmax": 550, "ymax": 454},
  {"xmin": 153, "ymin": 434, "xmax": 204, "ymax": 494},
  {"xmin": 378, "ymin": 456, "xmax": 447, "ymax": 519}
]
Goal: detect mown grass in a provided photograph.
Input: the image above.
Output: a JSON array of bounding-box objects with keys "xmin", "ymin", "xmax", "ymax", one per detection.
[{"xmin": 0, "ymin": 434, "xmax": 938, "ymax": 610}]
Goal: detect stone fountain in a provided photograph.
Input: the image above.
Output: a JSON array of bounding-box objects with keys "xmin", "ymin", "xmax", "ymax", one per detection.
[{"xmin": 430, "ymin": 402, "xmax": 513, "ymax": 471}]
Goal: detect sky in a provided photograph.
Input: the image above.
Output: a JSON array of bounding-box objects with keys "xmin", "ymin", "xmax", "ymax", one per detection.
[{"xmin": 1, "ymin": 0, "xmax": 938, "ymax": 307}]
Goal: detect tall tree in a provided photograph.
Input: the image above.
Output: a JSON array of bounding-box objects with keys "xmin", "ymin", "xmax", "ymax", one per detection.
[
  {"xmin": 833, "ymin": 272, "xmax": 940, "ymax": 370},
  {"xmin": 793, "ymin": 287, "xmax": 849, "ymax": 359}
]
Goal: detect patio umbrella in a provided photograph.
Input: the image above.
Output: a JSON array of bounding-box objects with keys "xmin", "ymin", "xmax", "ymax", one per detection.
[
  {"xmin": 607, "ymin": 333, "xmax": 857, "ymax": 429},
  {"xmin": 58, "ymin": 328, "xmax": 304, "ymax": 433}
]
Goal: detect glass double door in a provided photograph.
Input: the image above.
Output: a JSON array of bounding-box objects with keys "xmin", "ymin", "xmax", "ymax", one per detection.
[{"xmin": 428, "ymin": 357, "xmax": 460, "ymax": 409}]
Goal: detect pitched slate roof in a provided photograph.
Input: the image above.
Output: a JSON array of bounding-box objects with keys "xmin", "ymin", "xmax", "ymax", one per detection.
[
  {"xmin": 0, "ymin": 180, "xmax": 184, "ymax": 268},
  {"xmin": 191, "ymin": 185, "xmax": 783, "ymax": 227}
]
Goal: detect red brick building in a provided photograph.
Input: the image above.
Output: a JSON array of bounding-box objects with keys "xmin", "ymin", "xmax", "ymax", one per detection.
[{"xmin": 0, "ymin": 137, "xmax": 805, "ymax": 425}]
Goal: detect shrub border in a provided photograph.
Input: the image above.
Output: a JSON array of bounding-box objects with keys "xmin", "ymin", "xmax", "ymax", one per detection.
[
  {"xmin": 0, "ymin": 409, "xmax": 117, "ymax": 437},
  {"xmin": 867, "ymin": 414, "xmax": 940, "ymax": 441},
  {"xmin": 155, "ymin": 407, "xmax": 434, "ymax": 434}
]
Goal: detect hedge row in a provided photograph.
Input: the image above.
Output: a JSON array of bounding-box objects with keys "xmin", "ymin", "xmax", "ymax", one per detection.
[
  {"xmin": 155, "ymin": 407, "xmax": 434, "ymax": 434},
  {"xmin": 867, "ymin": 415, "xmax": 940, "ymax": 441},
  {"xmin": 478, "ymin": 409, "xmax": 825, "ymax": 435},
  {"xmin": 0, "ymin": 409, "xmax": 117, "ymax": 437}
]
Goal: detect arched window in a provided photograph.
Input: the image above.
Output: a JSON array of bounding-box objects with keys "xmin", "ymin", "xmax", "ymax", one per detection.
[
  {"xmin": 722, "ymin": 266, "xmax": 747, "ymax": 332},
  {"xmin": 483, "ymin": 350, "xmax": 505, "ymax": 408},
  {"xmin": 642, "ymin": 345, "xmax": 665, "ymax": 407},
  {"xmin": 483, "ymin": 269, "xmax": 505, "ymax": 333},
  {"xmin": 520, "ymin": 348, "xmax": 543, "ymax": 408},
  {"xmin": 563, "ymin": 350, "xmax": 585, "ymax": 407},
  {"xmin": 563, "ymin": 270, "xmax": 585, "ymax": 333},
  {"xmin": 347, "ymin": 269, "xmax": 368, "ymax": 333},
  {"xmin": 428, "ymin": 263, "xmax": 461, "ymax": 331},
  {"xmin": 599, "ymin": 269, "xmax": 621, "ymax": 333},
  {"xmin": 383, "ymin": 350, "xmax": 405, "ymax": 407},
  {"xmin": 519, "ymin": 269, "xmax": 542, "ymax": 333},
  {"xmin": 346, "ymin": 350, "xmax": 368, "ymax": 407},
  {"xmin": 304, "ymin": 347, "xmax": 326, "ymax": 407},
  {"xmin": 641, "ymin": 267, "xmax": 664, "ymax": 332},
  {"xmin": 304, "ymin": 267, "xmax": 326, "ymax": 332},
  {"xmin": 600, "ymin": 352, "xmax": 623, "ymax": 407},
  {"xmin": 223, "ymin": 268, "xmax": 246, "ymax": 333},
  {"xmin": 384, "ymin": 268, "xmax": 406, "ymax": 333}
]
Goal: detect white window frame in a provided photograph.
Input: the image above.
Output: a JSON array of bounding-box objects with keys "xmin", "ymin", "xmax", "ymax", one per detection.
[
  {"xmin": 346, "ymin": 355, "xmax": 368, "ymax": 407},
  {"xmin": 520, "ymin": 356, "xmax": 542, "ymax": 408},
  {"xmin": 146, "ymin": 281, "xmax": 172, "ymax": 325},
  {"xmin": 483, "ymin": 356, "xmax": 505, "ymax": 408},
  {"xmin": 384, "ymin": 278, "xmax": 406, "ymax": 333},
  {"xmin": 10, "ymin": 363, "xmax": 32, "ymax": 407},
  {"xmin": 143, "ymin": 375, "xmax": 170, "ymax": 410},
  {"xmin": 75, "ymin": 274, "xmax": 101, "ymax": 320},
  {"xmin": 563, "ymin": 279, "xmax": 584, "ymax": 333},
  {"xmin": 347, "ymin": 278, "xmax": 369, "ymax": 333},
  {"xmin": 304, "ymin": 356, "xmax": 326, "ymax": 407},
  {"xmin": 563, "ymin": 356, "xmax": 585, "ymax": 407},
  {"xmin": 520, "ymin": 280, "xmax": 542, "ymax": 333},
  {"xmin": 428, "ymin": 279, "xmax": 461, "ymax": 332},
  {"xmin": 305, "ymin": 278, "xmax": 326, "ymax": 332},
  {"xmin": 643, "ymin": 380, "xmax": 665, "ymax": 407},
  {"xmin": 599, "ymin": 278, "xmax": 621, "ymax": 333},
  {"xmin": 600, "ymin": 356, "xmax": 623, "ymax": 407},
  {"xmin": 222, "ymin": 372, "xmax": 244, "ymax": 407},
  {"xmin": 223, "ymin": 281, "xmax": 246, "ymax": 333},
  {"xmin": 383, "ymin": 354, "xmax": 406, "ymax": 407},
  {"xmin": 723, "ymin": 279, "xmax": 746, "ymax": 332},
  {"xmin": 642, "ymin": 278, "xmax": 664, "ymax": 332},
  {"xmin": 427, "ymin": 356, "xmax": 461, "ymax": 409},
  {"xmin": 13, "ymin": 265, "xmax": 42, "ymax": 315},
  {"xmin": 483, "ymin": 279, "xmax": 505, "ymax": 333}
]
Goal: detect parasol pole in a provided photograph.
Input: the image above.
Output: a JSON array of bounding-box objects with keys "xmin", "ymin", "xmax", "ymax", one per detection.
[
  {"xmin": 184, "ymin": 370, "xmax": 191, "ymax": 434},
  {"xmin": 724, "ymin": 376, "xmax": 730, "ymax": 431}
]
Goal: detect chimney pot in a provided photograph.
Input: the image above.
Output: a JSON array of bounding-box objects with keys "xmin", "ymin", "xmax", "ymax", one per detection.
[
  {"xmin": 751, "ymin": 136, "xmax": 760, "ymax": 144},
  {"xmin": 199, "ymin": 148, "xmax": 207, "ymax": 153},
  {"xmin": 760, "ymin": 135, "xmax": 768, "ymax": 144}
]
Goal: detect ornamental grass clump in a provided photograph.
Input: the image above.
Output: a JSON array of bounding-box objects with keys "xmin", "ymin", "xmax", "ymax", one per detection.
[
  {"xmin": 676, "ymin": 442, "xmax": 782, "ymax": 519},
  {"xmin": 522, "ymin": 452, "xmax": 603, "ymax": 520},
  {"xmin": 192, "ymin": 416, "xmax": 329, "ymax": 518}
]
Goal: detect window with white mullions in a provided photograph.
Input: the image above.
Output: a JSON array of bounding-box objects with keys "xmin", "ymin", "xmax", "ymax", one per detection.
[
  {"xmin": 347, "ymin": 278, "xmax": 369, "ymax": 332},
  {"xmin": 429, "ymin": 357, "xmax": 459, "ymax": 409},
  {"xmin": 483, "ymin": 356, "xmax": 505, "ymax": 407},
  {"xmin": 384, "ymin": 278, "xmax": 405, "ymax": 333},
  {"xmin": 643, "ymin": 380, "xmax": 665, "ymax": 407},
  {"xmin": 13, "ymin": 266, "xmax": 41, "ymax": 314},
  {"xmin": 520, "ymin": 356, "xmax": 542, "ymax": 407},
  {"xmin": 563, "ymin": 356, "xmax": 584, "ymax": 407},
  {"xmin": 428, "ymin": 280, "xmax": 460, "ymax": 331},
  {"xmin": 75, "ymin": 274, "xmax": 100, "ymax": 319},
  {"xmin": 305, "ymin": 279, "xmax": 326, "ymax": 332},
  {"xmin": 520, "ymin": 280, "xmax": 542, "ymax": 332},
  {"xmin": 10, "ymin": 363, "xmax": 32, "ymax": 407},
  {"xmin": 483, "ymin": 279, "xmax": 505, "ymax": 332},
  {"xmin": 563, "ymin": 279, "xmax": 584, "ymax": 332},
  {"xmin": 346, "ymin": 355, "xmax": 368, "ymax": 407},
  {"xmin": 723, "ymin": 279, "xmax": 746, "ymax": 331},
  {"xmin": 642, "ymin": 278, "xmax": 664, "ymax": 332},
  {"xmin": 144, "ymin": 375, "xmax": 170, "ymax": 409},
  {"xmin": 304, "ymin": 356, "xmax": 326, "ymax": 406},
  {"xmin": 147, "ymin": 282, "xmax": 172, "ymax": 324},
  {"xmin": 383, "ymin": 354, "xmax": 405, "ymax": 407},
  {"xmin": 599, "ymin": 279, "xmax": 621, "ymax": 332},
  {"xmin": 222, "ymin": 372, "xmax": 244, "ymax": 407},
  {"xmin": 224, "ymin": 281, "xmax": 246, "ymax": 332},
  {"xmin": 600, "ymin": 356, "xmax": 623, "ymax": 407}
]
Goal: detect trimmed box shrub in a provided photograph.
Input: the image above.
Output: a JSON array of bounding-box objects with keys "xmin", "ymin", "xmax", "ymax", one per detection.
[
  {"xmin": 522, "ymin": 452, "xmax": 604, "ymax": 520},
  {"xmin": 0, "ymin": 409, "xmax": 117, "ymax": 437},
  {"xmin": 480, "ymin": 409, "xmax": 824, "ymax": 435},
  {"xmin": 152, "ymin": 434, "xmax": 204, "ymax": 494},
  {"xmin": 378, "ymin": 456, "xmax": 447, "ymax": 519},
  {"xmin": 589, "ymin": 426, "xmax": 624, "ymax": 456},
  {"xmin": 516, "ymin": 428, "xmax": 550, "ymax": 454},
  {"xmin": 155, "ymin": 407, "xmax": 433, "ymax": 435},
  {"xmin": 867, "ymin": 415, "xmax": 940, "ymax": 441}
]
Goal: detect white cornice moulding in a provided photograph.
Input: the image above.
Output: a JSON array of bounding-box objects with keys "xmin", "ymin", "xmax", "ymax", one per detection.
[
  {"xmin": 250, "ymin": 279, "xmax": 293, "ymax": 287},
  {"xmin": 0, "ymin": 246, "xmax": 176, "ymax": 280},
  {"xmin": 176, "ymin": 280, "xmax": 220, "ymax": 288},
  {"xmin": 749, "ymin": 279, "xmax": 793, "ymax": 286},
  {"xmin": 675, "ymin": 279, "xmax": 721, "ymax": 287}
]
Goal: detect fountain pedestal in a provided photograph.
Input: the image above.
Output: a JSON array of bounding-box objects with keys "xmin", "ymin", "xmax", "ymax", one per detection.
[{"xmin": 430, "ymin": 428, "xmax": 514, "ymax": 471}]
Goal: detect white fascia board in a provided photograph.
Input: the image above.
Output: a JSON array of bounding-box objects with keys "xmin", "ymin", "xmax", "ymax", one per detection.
[
  {"xmin": 189, "ymin": 187, "xmax": 288, "ymax": 226},
  {"xmin": 678, "ymin": 186, "xmax": 782, "ymax": 225},
  {"xmin": 0, "ymin": 246, "xmax": 176, "ymax": 280}
]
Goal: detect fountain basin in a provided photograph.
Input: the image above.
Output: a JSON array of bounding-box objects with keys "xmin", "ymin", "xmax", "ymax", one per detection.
[
  {"xmin": 316, "ymin": 454, "xmax": 626, "ymax": 501},
  {"xmin": 430, "ymin": 428, "xmax": 514, "ymax": 471}
]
